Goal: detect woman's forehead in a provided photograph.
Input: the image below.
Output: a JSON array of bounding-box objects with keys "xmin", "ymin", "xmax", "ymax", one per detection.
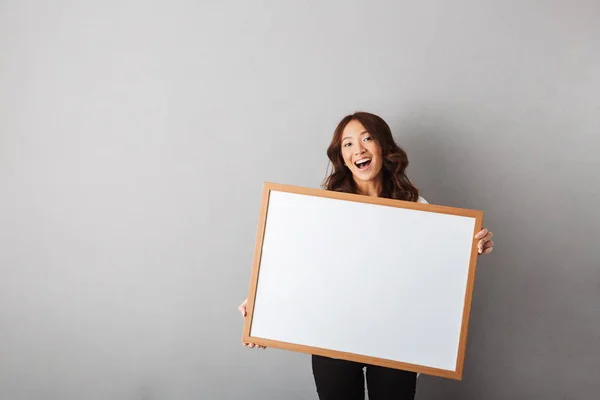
[{"xmin": 342, "ymin": 120, "xmax": 369, "ymax": 140}]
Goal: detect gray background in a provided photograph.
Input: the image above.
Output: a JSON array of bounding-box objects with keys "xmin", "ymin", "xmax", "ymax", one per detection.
[{"xmin": 1, "ymin": 0, "xmax": 598, "ymax": 399}]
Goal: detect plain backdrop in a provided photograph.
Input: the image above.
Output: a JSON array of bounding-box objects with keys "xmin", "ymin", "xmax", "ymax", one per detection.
[{"xmin": 0, "ymin": 1, "xmax": 598, "ymax": 399}]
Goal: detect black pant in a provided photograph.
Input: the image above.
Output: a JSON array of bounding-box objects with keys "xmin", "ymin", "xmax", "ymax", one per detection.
[{"xmin": 311, "ymin": 355, "xmax": 417, "ymax": 400}]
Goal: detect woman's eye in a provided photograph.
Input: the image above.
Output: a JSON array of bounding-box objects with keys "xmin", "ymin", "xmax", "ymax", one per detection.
[
  {"xmin": 343, "ymin": 142, "xmax": 352, "ymax": 147},
  {"xmin": 364, "ymin": 136, "xmax": 372, "ymax": 141}
]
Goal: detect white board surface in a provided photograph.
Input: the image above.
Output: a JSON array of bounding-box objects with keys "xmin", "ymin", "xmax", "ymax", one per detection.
[{"xmin": 246, "ymin": 185, "xmax": 481, "ymax": 377}]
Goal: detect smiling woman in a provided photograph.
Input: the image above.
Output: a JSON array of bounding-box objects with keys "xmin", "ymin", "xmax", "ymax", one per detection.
[
  {"xmin": 324, "ymin": 112, "xmax": 420, "ymax": 201},
  {"xmin": 239, "ymin": 111, "xmax": 494, "ymax": 400}
]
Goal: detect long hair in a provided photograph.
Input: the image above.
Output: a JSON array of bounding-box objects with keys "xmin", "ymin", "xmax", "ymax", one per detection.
[{"xmin": 322, "ymin": 111, "xmax": 420, "ymax": 201}]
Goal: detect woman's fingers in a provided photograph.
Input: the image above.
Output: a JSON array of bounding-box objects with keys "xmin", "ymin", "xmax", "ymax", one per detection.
[
  {"xmin": 475, "ymin": 228, "xmax": 493, "ymax": 241},
  {"xmin": 481, "ymin": 231, "xmax": 493, "ymax": 242},
  {"xmin": 475, "ymin": 228, "xmax": 494, "ymax": 254},
  {"xmin": 478, "ymin": 239, "xmax": 494, "ymax": 254},
  {"xmin": 238, "ymin": 299, "xmax": 248, "ymax": 316},
  {"xmin": 475, "ymin": 228, "xmax": 494, "ymax": 242},
  {"xmin": 475, "ymin": 228, "xmax": 488, "ymax": 239},
  {"xmin": 240, "ymin": 299, "xmax": 265, "ymax": 349},
  {"xmin": 242, "ymin": 342, "xmax": 267, "ymax": 349}
]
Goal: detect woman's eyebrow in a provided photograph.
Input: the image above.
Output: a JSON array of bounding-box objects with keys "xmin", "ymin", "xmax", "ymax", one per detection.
[{"xmin": 342, "ymin": 131, "xmax": 368, "ymax": 141}]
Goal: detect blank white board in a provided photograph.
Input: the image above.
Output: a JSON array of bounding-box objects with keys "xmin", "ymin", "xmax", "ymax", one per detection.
[{"xmin": 242, "ymin": 182, "xmax": 483, "ymax": 380}]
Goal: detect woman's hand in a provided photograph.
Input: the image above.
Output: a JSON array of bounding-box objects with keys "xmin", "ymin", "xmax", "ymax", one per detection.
[
  {"xmin": 475, "ymin": 228, "xmax": 494, "ymax": 255},
  {"xmin": 238, "ymin": 298, "xmax": 266, "ymax": 349}
]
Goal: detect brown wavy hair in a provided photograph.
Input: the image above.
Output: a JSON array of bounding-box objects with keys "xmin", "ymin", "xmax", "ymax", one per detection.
[{"xmin": 322, "ymin": 111, "xmax": 420, "ymax": 201}]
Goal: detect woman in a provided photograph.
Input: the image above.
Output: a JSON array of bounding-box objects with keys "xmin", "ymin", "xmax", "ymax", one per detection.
[{"xmin": 238, "ymin": 111, "xmax": 494, "ymax": 400}]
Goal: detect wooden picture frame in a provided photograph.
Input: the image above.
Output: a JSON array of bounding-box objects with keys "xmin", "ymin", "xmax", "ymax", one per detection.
[{"xmin": 242, "ymin": 182, "xmax": 483, "ymax": 380}]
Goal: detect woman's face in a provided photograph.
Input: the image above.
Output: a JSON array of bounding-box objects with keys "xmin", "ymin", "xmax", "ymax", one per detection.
[{"xmin": 340, "ymin": 119, "xmax": 383, "ymax": 183}]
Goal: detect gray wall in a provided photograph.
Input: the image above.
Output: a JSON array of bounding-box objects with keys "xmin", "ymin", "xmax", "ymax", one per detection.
[{"xmin": 1, "ymin": 1, "xmax": 598, "ymax": 399}]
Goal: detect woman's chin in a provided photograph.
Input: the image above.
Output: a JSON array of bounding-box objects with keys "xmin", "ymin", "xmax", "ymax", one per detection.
[{"xmin": 353, "ymin": 170, "xmax": 379, "ymax": 182}]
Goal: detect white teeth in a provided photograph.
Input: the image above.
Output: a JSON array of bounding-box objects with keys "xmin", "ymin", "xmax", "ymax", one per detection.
[{"xmin": 355, "ymin": 158, "xmax": 371, "ymax": 165}]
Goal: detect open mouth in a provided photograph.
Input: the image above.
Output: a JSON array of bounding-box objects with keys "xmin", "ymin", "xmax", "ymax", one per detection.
[{"xmin": 354, "ymin": 158, "xmax": 372, "ymax": 170}]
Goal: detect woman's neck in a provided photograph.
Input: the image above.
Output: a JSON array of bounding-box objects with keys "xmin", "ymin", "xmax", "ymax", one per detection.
[{"xmin": 355, "ymin": 177, "xmax": 382, "ymax": 197}]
